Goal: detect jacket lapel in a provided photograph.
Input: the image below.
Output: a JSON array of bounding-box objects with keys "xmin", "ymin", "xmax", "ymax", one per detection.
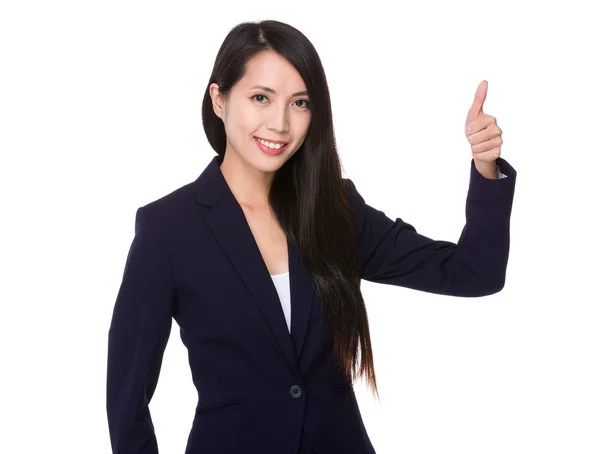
[
  {"xmin": 193, "ymin": 155, "xmax": 314, "ymax": 373},
  {"xmin": 288, "ymin": 237, "xmax": 315, "ymax": 361}
]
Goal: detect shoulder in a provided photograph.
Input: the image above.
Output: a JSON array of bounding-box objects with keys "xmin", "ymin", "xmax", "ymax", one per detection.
[
  {"xmin": 135, "ymin": 179, "xmax": 196, "ymax": 235},
  {"xmin": 342, "ymin": 177, "xmax": 368, "ymax": 241},
  {"xmin": 342, "ymin": 177, "xmax": 367, "ymax": 212}
]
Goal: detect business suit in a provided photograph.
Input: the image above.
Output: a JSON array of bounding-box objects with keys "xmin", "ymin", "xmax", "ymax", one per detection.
[{"xmin": 106, "ymin": 153, "xmax": 517, "ymax": 454}]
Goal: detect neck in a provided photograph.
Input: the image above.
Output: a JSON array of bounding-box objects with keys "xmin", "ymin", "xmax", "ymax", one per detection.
[{"xmin": 219, "ymin": 149, "xmax": 273, "ymax": 209}]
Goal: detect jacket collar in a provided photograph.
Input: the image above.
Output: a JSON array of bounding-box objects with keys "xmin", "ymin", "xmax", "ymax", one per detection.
[{"xmin": 193, "ymin": 154, "xmax": 315, "ymax": 375}]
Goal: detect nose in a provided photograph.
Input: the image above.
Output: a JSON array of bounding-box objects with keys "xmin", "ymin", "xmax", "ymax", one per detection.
[{"xmin": 267, "ymin": 104, "xmax": 290, "ymax": 134}]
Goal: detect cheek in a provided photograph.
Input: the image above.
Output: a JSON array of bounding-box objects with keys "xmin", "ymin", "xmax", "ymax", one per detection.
[
  {"xmin": 290, "ymin": 113, "xmax": 310, "ymax": 131},
  {"xmin": 295, "ymin": 116, "xmax": 311, "ymax": 140},
  {"xmin": 226, "ymin": 106, "xmax": 260, "ymax": 139}
]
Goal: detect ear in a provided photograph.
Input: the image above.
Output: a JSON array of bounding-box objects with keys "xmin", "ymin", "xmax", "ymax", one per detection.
[{"xmin": 209, "ymin": 83, "xmax": 226, "ymax": 120}]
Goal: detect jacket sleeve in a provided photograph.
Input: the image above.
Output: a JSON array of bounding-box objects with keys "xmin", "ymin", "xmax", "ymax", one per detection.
[
  {"xmin": 347, "ymin": 157, "xmax": 517, "ymax": 297},
  {"xmin": 106, "ymin": 206, "xmax": 176, "ymax": 453}
]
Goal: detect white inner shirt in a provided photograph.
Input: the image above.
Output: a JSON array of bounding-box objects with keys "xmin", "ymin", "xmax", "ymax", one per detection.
[{"xmin": 270, "ymin": 271, "xmax": 291, "ymax": 334}]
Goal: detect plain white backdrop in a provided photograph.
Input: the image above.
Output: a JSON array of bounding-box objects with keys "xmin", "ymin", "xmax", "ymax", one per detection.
[{"xmin": 1, "ymin": 0, "xmax": 599, "ymax": 453}]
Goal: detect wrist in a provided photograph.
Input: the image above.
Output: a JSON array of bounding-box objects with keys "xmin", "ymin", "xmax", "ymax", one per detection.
[{"xmin": 474, "ymin": 159, "xmax": 497, "ymax": 179}]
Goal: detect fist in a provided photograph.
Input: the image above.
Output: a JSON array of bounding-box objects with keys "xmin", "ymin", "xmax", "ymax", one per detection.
[{"xmin": 465, "ymin": 80, "xmax": 503, "ymax": 165}]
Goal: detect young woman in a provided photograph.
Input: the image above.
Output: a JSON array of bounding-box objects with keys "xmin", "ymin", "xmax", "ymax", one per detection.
[{"xmin": 106, "ymin": 20, "xmax": 516, "ymax": 454}]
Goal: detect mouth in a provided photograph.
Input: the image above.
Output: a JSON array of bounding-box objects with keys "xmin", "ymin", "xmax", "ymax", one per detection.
[
  {"xmin": 253, "ymin": 136, "xmax": 289, "ymax": 155},
  {"xmin": 254, "ymin": 136, "xmax": 288, "ymax": 145}
]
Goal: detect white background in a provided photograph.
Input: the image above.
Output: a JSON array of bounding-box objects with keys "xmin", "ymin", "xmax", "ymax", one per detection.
[{"xmin": 1, "ymin": 1, "xmax": 599, "ymax": 453}]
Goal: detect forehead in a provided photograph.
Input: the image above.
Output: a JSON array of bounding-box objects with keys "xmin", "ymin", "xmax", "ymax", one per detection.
[{"xmin": 236, "ymin": 50, "xmax": 307, "ymax": 93}]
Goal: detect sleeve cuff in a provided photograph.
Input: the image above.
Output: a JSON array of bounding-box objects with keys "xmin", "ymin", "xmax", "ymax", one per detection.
[
  {"xmin": 468, "ymin": 157, "xmax": 517, "ymax": 202},
  {"xmin": 497, "ymin": 165, "xmax": 507, "ymax": 179}
]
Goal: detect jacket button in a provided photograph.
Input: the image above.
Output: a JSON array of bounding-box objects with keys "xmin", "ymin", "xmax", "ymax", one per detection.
[{"xmin": 289, "ymin": 384, "xmax": 303, "ymax": 398}]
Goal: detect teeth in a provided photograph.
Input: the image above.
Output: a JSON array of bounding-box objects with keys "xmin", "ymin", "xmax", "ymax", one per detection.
[{"xmin": 256, "ymin": 137, "xmax": 286, "ymax": 149}]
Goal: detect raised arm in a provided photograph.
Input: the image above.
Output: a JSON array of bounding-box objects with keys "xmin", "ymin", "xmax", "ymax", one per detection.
[
  {"xmin": 106, "ymin": 206, "xmax": 176, "ymax": 453},
  {"xmin": 347, "ymin": 157, "xmax": 517, "ymax": 297}
]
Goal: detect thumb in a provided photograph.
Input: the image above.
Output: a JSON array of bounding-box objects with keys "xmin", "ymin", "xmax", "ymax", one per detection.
[{"xmin": 466, "ymin": 80, "xmax": 488, "ymax": 123}]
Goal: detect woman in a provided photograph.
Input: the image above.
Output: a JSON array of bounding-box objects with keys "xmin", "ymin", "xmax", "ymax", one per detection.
[{"xmin": 106, "ymin": 20, "xmax": 516, "ymax": 454}]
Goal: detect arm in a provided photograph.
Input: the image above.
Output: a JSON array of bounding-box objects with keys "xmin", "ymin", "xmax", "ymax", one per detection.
[
  {"xmin": 106, "ymin": 206, "xmax": 175, "ymax": 453},
  {"xmin": 347, "ymin": 157, "xmax": 517, "ymax": 297}
]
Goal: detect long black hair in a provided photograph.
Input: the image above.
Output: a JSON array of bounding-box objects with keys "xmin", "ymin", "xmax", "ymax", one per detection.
[{"xmin": 201, "ymin": 20, "xmax": 378, "ymax": 399}]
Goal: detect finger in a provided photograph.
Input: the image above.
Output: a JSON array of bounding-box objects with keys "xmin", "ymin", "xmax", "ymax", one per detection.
[
  {"xmin": 473, "ymin": 147, "xmax": 502, "ymax": 163},
  {"xmin": 467, "ymin": 116, "xmax": 498, "ymax": 138},
  {"xmin": 466, "ymin": 80, "xmax": 488, "ymax": 123},
  {"xmin": 471, "ymin": 136, "xmax": 503, "ymax": 154}
]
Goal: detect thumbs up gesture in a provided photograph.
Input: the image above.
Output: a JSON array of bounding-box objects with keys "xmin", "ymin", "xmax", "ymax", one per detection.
[{"xmin": 465, "ymin": 80, "xmax": 503, "ymax": 178}]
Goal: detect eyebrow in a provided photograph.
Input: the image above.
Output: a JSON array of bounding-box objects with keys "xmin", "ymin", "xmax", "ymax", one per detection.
[{"xmin": 250, "ymin": 85, "xmax": 308, "ymax": 97}]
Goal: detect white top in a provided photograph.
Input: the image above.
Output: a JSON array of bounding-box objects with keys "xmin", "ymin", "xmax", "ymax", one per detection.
[
  {"xmin": 270, "ymin": 271, "xmax": 292, "ymax": 334},
  {"xmin": 268, "ymin": 166, "xmax": 507, "ymax": 336}
]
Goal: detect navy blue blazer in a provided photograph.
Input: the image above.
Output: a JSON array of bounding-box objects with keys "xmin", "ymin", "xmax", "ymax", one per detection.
[{"xmin": 106, "ymin": 154, "xmax": 516, "ymax": 454}]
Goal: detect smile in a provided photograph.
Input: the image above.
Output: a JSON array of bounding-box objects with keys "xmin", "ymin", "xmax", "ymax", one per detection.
[
  {"xmin": 254, "ymin": 136, "xmax": 288, "ymax": 155},
  {"xmin": 254, "ymin": 136, "xmax": 288, "ymax": 148}
]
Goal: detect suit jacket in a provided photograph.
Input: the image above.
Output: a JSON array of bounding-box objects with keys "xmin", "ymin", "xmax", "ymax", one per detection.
[{"xmin": 106, "ymin": 154, "xmax": 517, "ymax": 454}]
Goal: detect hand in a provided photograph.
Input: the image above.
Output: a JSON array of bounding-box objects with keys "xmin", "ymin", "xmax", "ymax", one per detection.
[{"xmin": 465, "ymin": 80, "xmax": 503, "ymax": 178}]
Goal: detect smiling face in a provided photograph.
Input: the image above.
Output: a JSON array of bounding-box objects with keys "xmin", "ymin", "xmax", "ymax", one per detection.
[{"xmin": 209, "ymin": 50, "xmax": 312, "ymax": 175}]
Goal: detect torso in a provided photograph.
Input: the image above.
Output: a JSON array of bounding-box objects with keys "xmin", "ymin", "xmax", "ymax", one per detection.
[{"xmin": 240, "ymin": 204, "xmax": 289, "ymax": 276}]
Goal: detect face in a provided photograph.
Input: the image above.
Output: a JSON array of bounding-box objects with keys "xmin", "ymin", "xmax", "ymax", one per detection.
[{"xmin": 209, "ymin": 50, "xmax": 312, "ymax": 176}]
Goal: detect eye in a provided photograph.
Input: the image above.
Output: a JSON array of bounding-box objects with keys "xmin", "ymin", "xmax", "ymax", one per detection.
[
  {"xmin": 252, "ymin": 94, "xmax": 310, "ymax": 109},
  {"xmin": 294, "ymin": 99, "xmax": 311, "ymax": 109}
]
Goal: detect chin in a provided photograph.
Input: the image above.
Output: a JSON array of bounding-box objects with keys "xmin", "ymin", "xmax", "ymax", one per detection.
[
  {"xmin": 255, "ymin": 157, "xmax": 288, "ymax": 173},
  {"xmin": 254, "ymin": 148, "xmax": 294, "ymax": 167}
]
